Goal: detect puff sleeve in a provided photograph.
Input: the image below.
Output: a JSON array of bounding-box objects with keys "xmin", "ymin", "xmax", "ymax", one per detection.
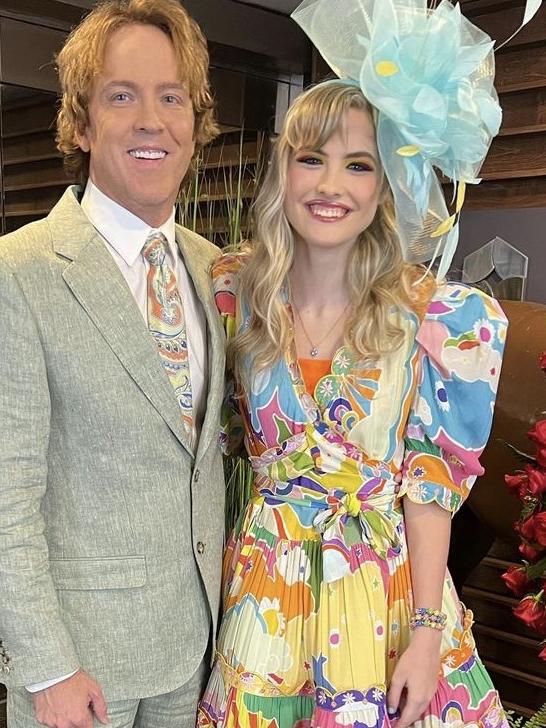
[
  {"xmin": 400, "ymin": 283, "xmax": 507, "ymax": 514},
  {"xmin": 211, "ymin": 254, "xmax": 245, "ymax": 456}
]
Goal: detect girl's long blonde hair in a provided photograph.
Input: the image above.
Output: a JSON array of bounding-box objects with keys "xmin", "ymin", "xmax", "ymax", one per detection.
[{"xmin": 230, "ymin": 81, "xmax": 434, "ymax": 377}]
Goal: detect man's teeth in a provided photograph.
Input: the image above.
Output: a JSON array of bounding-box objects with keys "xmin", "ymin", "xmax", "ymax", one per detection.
[
  {"xmin": 309, "ymin": 205, "xmax": 347, "ymax": 218},
  {"xmin": 129, "ymin": 149, "xmax": 166, "ymax": 160}
]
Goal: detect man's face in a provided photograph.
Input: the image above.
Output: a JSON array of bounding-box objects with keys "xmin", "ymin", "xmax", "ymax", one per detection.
[{"xmin": 78, "ymin": 22, "xmax": 195, "ymax": 227}]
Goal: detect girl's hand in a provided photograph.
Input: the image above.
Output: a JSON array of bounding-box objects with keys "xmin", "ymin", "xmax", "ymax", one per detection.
[{"xmin": 387, "ymin": 629, "xmax": 442, "ymax": 728}]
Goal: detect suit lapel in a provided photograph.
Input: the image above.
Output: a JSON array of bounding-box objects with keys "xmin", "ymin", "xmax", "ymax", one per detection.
[
  {"xmin": 175, "ymin": 227, "xmax": 225, "ymax": 462},
  {"xmin": 51, "ymin": 188, "xmax": 195, "ymax": 456}
]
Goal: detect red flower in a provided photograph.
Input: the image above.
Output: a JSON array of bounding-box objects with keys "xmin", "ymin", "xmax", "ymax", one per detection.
[
  {"xmin": 505, "ymin": 472, "xmax": 530, "ymax": 499},
  {"xmin": 517, "ymin": 516, "xmax": 537, "ymax": 541},
  {"xmin": 529, "ymin": 420, "xmax": 546, "ymax": 448},
  {"xmin": 525, "ymin": 465, "xmax": 546, "ymax": 498},
  {"xmin": 534, "ymin": 512, "xmax": 546, "ymax": 547},
  {"xmin": 514, "ymin": 595, "xmax": 546, "ymax": 632},
  {"xmin": 536, "ymin": 612, "xmax": 546, "ymax": 635},
  {"xmin": 536, "ymin": 447, "xmax": 546, "ymax": 470},
  {"xmin": 520, "ymin": 542, "xmax": 542, "ymax": 562},
  {"xmin": 535, "ymin": 588, "xmax": 546, "ymax": 632},
  {"xmin": 539, "ymin": 351, "xmax": 546, "ymax": 373},
  {"xmin": 502, "ymin": 565, "xmax": 531, "ymax": 597}
]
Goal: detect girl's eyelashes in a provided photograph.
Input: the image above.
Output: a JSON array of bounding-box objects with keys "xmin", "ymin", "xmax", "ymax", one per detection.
[
  {"xmin": 293, "ymin": 154, "xmax": 375, "ymax": 172},
  {"xmin": 295, "ymin": 154, "xmax": 322, "ymax": 165},
  {"xmin": 347, "ymin": 161, "xmax": 375, "ymax": 172}
]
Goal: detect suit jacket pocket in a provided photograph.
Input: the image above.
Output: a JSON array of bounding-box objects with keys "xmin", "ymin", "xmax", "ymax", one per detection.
[{"xmin": 50, "ymin": 556, "xmax": 146, "ymax": 590}]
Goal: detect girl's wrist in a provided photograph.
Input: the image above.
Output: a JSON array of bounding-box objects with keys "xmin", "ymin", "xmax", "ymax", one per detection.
[
  {"xmin": 410, "ymin": 625, "xmax": 443, "ymax": 648},
  {"xmin": 410, "ymin": 606, "xmax": 447, "ymax": 631}
]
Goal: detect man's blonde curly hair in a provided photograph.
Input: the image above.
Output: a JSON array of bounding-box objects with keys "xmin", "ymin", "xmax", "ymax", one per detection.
[{"xmin": 56, "ymin": 0, "xmax": 218, "ymax": 183}]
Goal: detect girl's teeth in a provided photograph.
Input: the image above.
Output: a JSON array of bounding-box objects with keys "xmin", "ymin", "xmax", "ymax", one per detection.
[{"xmin": 310, "ymin": 205, "xmax": 347, "ymax": 218}]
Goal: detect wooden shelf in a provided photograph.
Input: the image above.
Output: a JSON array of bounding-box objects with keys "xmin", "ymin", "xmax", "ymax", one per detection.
[
  {"xmin": 473, "ymin": 623, "xmax": 541, "ymax": 650},
  {"xmin": 462, "ymin": 586, "xmax": 519, "ymax": 607},
  {"xmin": 496, "ymin": 45, "xmax": 546, "ymax": 94},
  {"xmin": 481, "ymin": 133, "xmax": 546, "ymax": 180},
  {"xmin": 199, "ymin": 140, "xmax": 260, "ymax": 169},
  {"xmin": 471, "ymin": 5, "xmax": 546, "ymax": 49},
  {"xmin": 4, "ymin": 208, "xmax": 51, "ymax": 218},
  {"xmin": 462, "ymin": 176, "xmax": 546, "ymax": 209},
  {"xmin": 4, "ymin": 179, "xmax": 74, "ymax": 192},
  {"xmin": 503, "ymin": 702, "xmax": 535, "ymax": 720},
  {"xmin": 201, "ymin": 155, "xmax": 258, "ymax": 171},
  {"xmin": 3, "ymin": 125, "xmax": 55, "ymax": 140},
  {"xmin": 483, "ymin": 660, "xmax": 546, "ymax": 689},
  {"xmin": 499, "ymin": 88, "xmax": 546, "ymax": 137},
  {"xmin": 193, "ymin": 214, "xmax": 250, "ymax": 236},
  {"xmin": 182, "ymin": 179, "xmax": 257, "ymax": 204},
  {"xmin": 3, "ymin": 152, "xmax": 62, "ymax": 167}
]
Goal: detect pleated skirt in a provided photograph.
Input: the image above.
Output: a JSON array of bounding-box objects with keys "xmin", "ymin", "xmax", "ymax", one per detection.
[{"xmin": 197, "ymin": 499, "xmax": 508, "ymax": 728}]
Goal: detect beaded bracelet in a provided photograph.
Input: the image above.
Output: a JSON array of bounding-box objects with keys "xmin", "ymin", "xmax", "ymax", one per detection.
[{"xmin": 409, "ymin": 607, "xmax": 447, "ymax": 631}]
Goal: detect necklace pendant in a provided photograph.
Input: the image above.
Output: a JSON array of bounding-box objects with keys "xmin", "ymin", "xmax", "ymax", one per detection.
[{"xmin": 310, "ymin": 347, "xmax": 319, "ymax": 358}]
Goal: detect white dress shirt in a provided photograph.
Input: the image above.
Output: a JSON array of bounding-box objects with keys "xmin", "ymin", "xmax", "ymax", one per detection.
[
  {"xmin": 26, "ymin": 180, "xmax": 208, "ymax": 693},
  {"xmin": 81, "ymin": 180, "xmax": 208, "ymax": 432}
]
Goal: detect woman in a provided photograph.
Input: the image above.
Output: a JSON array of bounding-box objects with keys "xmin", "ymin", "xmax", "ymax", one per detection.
[{"xmin": 197, "ymin": 78, "xmax": 508, "ymax": 728}]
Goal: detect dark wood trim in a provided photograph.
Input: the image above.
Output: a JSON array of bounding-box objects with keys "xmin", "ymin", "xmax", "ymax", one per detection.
[
  {"xmin": 473, "ymin": 623, "xmax": 542, "ymax": 649},
  {"xmin": 472, "ymin": 5, "xmax": 546, "ymax": 47},
  {"xmin": 0, "ymin": 0, "xmax": 82, "ymax": 30},
  {"xmin": 462, "ymin": 176, "xmax": 546, "ymax": 208},
  {"xmin": 462, "ymin": 586, "xmax": 519, "ymax": 607},
  {"xmin": 500, "ymin": 87, "xmax": 546, "ymax": 136},
  {"xmin": 503, "ymin": 702, "xmax": 535, "ymax": 719},
  {"xmin": 483, "ymin": 660, "xmax": 546, "ymax": 689}
]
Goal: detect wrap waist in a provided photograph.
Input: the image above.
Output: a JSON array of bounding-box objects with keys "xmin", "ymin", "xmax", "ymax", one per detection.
[{"xmin": 248, "ymin": 427, "xmax": 403, "ymax": 582}]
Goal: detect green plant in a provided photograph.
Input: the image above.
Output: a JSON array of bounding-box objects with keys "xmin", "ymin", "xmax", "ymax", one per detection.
[
  {"xmin": 507, "ymin": 704, "xmax": 546, "ymax": 728},
  {"xmin": 224, "ymin": 455, "xmax": 254, "ymax": 533},
  {"xmin": 178, "ymin": 128, "xmax": 265, "ymax": 532},
  {"xmin": 179, "ymin": 129, "xmax": 265, "ymax": 248}
]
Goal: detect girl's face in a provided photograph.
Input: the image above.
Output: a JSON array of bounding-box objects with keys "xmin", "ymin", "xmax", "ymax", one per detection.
[{"xmin": 284, "ymin": 107, "xmax": 382, "ymax": 255}]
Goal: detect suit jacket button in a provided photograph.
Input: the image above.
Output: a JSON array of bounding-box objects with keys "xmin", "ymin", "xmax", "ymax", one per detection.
[
  {"xmin": 194, "ymin": 469, "xmax": 200, "ymax": 484},
  {"xmin": 196, "ymin": 541, "xmax": 205, "ymax": 554}
]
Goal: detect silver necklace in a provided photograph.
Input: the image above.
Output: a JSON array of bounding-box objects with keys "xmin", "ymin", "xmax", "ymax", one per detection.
[{"xmin": 292, "ymin": 301, "xmax": 350, "ymax": 358}]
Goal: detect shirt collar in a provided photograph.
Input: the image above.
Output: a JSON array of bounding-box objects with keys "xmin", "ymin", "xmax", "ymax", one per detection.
[{"xmin": 81, "ymin": 179, "xmax": 177, "ymax": 266}]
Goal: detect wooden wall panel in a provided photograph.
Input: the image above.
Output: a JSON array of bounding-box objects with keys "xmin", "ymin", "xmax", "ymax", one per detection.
[
  {"xmin": 462, "ymin": 3, "xmax": 546, "ymax": 208},
  {"xmin": 500, "ymin": 88, "xmax": 546, "ymax": 135},
  {"xmin": 495, "ymin": 45, "xmax": 546, "ymax": 93},
  {"xmin": 470, "ymin": 5, "xmax": 546, "ymax": 47},
  {"xmin": 481, "ymin": 133, "xmax": 546, "ymax": 179},
  {"xmin": 464, "ymin": 176, "xmax": 546, "ymax": 208}
]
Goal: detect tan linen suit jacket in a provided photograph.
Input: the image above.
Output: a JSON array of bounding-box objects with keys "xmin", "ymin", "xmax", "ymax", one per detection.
[{"xmin": 0, "ymin": 186, "xmax": 226, "ymax": 701}]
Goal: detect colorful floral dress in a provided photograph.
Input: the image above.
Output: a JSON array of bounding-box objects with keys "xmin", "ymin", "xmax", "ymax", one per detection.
[{"xmin": 198, "ymin": 254, "xmax": 509, "ymax": 728}]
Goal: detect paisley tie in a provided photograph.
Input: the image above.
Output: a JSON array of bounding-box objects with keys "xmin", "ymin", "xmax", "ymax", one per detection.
[{"xmin": 142, "ymin": 231, "xmax": 193, "ymax": 437}]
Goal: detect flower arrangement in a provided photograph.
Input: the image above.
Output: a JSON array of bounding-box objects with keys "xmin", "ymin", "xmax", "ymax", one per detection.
[{"xmin": 502, "ymin": 352, "xmax": 546, "ymax": 658}]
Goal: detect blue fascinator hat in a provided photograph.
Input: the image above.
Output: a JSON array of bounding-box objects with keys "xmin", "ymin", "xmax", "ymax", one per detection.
[{"xmin": 291, "ymin": 0, "xmax": 542, "ymax": 280}]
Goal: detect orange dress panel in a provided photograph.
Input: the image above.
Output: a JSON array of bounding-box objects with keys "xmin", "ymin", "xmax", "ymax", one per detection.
[{"xmin": 298, "ymin": 357, "xmax": 332, "ymax": 396}]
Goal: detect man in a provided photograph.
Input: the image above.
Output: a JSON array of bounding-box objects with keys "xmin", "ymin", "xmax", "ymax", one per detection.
[{"xmin": 0, "ymin": 1, "xmax": 226, "ymax": 726}]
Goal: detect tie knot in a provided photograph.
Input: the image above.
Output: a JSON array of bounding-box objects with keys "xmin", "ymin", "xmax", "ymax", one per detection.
[{"xmin": 142, "ymin": 231, "xmax": 169, "ymax": 267}]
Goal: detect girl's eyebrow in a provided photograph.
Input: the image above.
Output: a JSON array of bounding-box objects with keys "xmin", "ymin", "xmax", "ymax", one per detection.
[
  {"xmin": 344, "ymin": 151, "xmax": 376, "ymax": 160},
  {"xmin": 295, "ymin": 148, "xmax": 378, "ymax": 164}
]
